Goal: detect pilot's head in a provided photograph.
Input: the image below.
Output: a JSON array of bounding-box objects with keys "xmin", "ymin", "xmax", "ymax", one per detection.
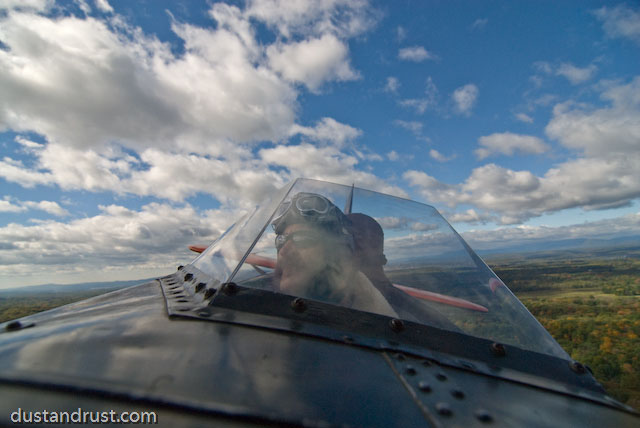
[
  {"xmin": 271, "ymin": 192, "xmax": 353, "ymax": 298},
  {"xmin": 346, "ymin": 213, "xmax": 387, "ymax": 270}
]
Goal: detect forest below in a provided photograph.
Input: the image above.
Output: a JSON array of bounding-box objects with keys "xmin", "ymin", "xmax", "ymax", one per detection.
[
  {"xmin": 489, "ymin": 253, "xmax": 640, "ymax": 409},
  {"xmin": 1, "ymin": 251, "xmax": 639, "ymax": 410}
]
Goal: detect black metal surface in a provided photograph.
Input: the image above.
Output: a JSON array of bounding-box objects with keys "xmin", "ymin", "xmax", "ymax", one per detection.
[
  {"xmin": 0, "ymin": 271, "xmax": 638, "ymax": 427},
  {"xmin": 0, "ymin": 281, "xmax": 429, "ymax": 427},
  {"xmin": 162, "ymin": 267, "xmax": 634, "ymax": 413}
]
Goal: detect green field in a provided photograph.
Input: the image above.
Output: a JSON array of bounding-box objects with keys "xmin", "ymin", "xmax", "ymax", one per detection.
[{"xmin": 2, "ymin": 255, "xmax": 639, "ymax": 409}]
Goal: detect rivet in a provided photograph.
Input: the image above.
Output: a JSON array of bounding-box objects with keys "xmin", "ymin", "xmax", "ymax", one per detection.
[
  {"xmin": 490, "ymin": 342, "xmax": 506, "ymax": 357},
  {"xmin": 570, "ymin": 361, "xmax": 586, "ymax": 374},
  {"xmin": 222, "ymin": 282, "xmax": 238, "ymax": 296},
  {"xmin": 395, "ymin": 353, "xmax": 406, "ymax": 361},
  {"xmin": 389, "ymin": 318, "xmax": 404, "ymax": 332},
  {"xmin": 436, "ymin": 372, "xmax": 447, "ymax": 381},
  {"xmin": 475, "ymin": 409, "xmax": 493, "ymax": 423},
  {"xmin": 184, "ymin": 273, "xmax": 193, "ymax": 281},
  {"xmin": 451, "ymin": 389, "xmax": 465, "ymax": 399},
  {"xmin": 195, "ymin": 283, "xmax": 206, "ymax": 293},
  {"xmin": 5, "ymin": 321, "xmax": 22, "ymax": 332},
  {"xmin": 405, "ymin": 365, "xmax": 417, "ymax": 376},
  {"xmin": 291, "ymin": 297, "xmax": 307, "ymax": 313},
  {"xmin": 418, "ymin": 381, "xmax": 431, "ymax": 392},
  {"xmin": 204, "ymin": 288, "xmax": 216, "ymax": 299},
  {"xmin": 435, "ymin": 402, "xmax": 452, "ymax": 416}
]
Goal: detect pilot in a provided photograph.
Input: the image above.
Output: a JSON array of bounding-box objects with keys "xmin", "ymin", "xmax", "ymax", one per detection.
[
  {"xmin": 346, "ymin": 212, "xmax": 460, "ymax": 329},
  {"xmin": 271, "ymin": 193, "xmax": 397, "ymax": 317}
]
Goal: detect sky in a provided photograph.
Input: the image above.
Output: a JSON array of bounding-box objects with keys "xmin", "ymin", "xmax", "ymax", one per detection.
[{"xmin": 0, "ymin": 0, "xmax": 639, "ymax": 288}]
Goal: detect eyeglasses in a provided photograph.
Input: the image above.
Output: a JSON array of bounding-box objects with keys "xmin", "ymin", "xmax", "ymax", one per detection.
[{"xmin": 275, "ymin": 231, "xmax": 322, "ymax": 251}]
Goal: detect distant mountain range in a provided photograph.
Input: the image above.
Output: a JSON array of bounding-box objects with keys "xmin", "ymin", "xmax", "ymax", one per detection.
[{"xmin": 475, "ymin": 235, "xmax": 640, "ymax": 260}]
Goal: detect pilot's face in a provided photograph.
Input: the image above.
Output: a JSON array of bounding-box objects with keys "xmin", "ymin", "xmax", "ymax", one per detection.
[{"xmin": 275, "ymin": 222, "xmax": 327, "ymax": 296}]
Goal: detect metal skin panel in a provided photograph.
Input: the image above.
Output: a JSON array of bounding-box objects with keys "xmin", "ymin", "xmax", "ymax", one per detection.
[
  {"xmin": 1, "ymin": 277, "xmax": 639, "ymax": 426},
  {"xmin": 0, "ymin": 281, "xmax": 429, "ymax": 427}
]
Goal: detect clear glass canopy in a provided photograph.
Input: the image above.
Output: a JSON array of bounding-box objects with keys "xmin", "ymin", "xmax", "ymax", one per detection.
[{"xmin": 192, "ymin": 178, "xmax": 569, "ymax": 359}]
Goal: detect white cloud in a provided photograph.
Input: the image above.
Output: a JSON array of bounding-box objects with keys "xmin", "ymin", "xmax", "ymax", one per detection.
[
  {"xmin": 396, "ymin": 26, "xmax": 407, "ymax": 41},
  {"xmin": 290, "ymin": 117, "xmax": 362, "ymax": 148},
  {"xmin": 267, "ymin": 33, "xmax": 359, "ymax": 92},
  {"xmin": 94, "ymin": 0, "xmax": 113, "ymax": 13},
  {"xmin": 398, "ymin": 46, "xmax": 435, "ymax": 62},
  {"xmin": 515, "ymin": 113, "xmax": 534, "ymax": 123},
  {"xmin": 246, "ymin": 0, "xmax": 376, "ymax": 39},
  {"xmin": 0, "ymin": 202, "xmax": 233, "ymax": 285},
  {"xmin": 451, "ymin": 84, "xmax": 478, "ymax": 115},
  {"xmin": 475, "ymin": 132, "xmax": 550, "ymax": 159},
  {"xmin": 429, "ymin": 149, "xmax": 455, "ymax": 162},
  {"xmin": 556, "ymin": 63, "xmax": 597, "ymax": 85},
  {"xmin": 546, "ymin": 76, "xmax": 640, "ymax": 157},
  {"xmin": 398, "ymin": 76, "xmax": 439, "ymax": 114},
  {"xmin": 471, "ymin": 18, "xmax": 488, "ymax": 30},
  {"xmin": 387, "ymin": 150, "xmax": 399, "ymax": 161},
  {"xmin": 463, "ymin": 212, "xmax": 640, "ymax": 251},
  {"xmin": 393, "ymin": 120, "xmax": 422, "ymax": 134},
  {"xmin": 384, "ymin": 76, "xmax": 400, "ymax": 93},
  {"xmin": 593, "ymin": 4, "xmax": 640, "ymax": 44},
  {"xmin": 405, "ymin": 77, "xmax": 640, "ymax": 223},
  {"xmin": 0, "ymin": 199, "xmax": 24, "ymax": 213},
  {"xmin": 259, "ymin": 143, "xmax": 407, "ymax": 197}
]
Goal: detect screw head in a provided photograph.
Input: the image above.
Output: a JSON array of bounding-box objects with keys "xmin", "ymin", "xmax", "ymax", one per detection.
[
  {"xmin": 222, "ymin": 282, "xmax": 238, "ymax": 296},
  {"xmin": 389, "ymin": 318, "xmax": 404, "ymax": 332},
  {"xmin": 475, "ymin": 409, "xmax": 493, "ymax": 423},
  {"xmin": 418, "ymin": 381, "xmax": 431, "ymax": 392},
  {"xmin": 451, "ymin": 389, "xmax": 465, "ymax": 399},
  {"xmin": 290, "ymin": 297, "xmax": 307, "ymax": 313},
  {"xmin": 491, "ymin": 342, "xmax": 506, "ymax": 357},
  {"xmin": 195, "ymin": 283, "xmax": 206, "ymax": 293},
  {"xmin": 204, "ymin": 288, "xmax": 216, "ymax": 299},
  {"xmin": 405, "ymin": 365, "xmax": 417, "ymax": 376},
  {"xmin": 570, "ymin": 361, "xmax": 586, "ymax": 374},
  {"xmin": 435, "ymin": 402, "xmax": 452, "ymax": 416},
  {"xmin": 184, "ymin": 273, "xmax": 193, "ymax": 281}
]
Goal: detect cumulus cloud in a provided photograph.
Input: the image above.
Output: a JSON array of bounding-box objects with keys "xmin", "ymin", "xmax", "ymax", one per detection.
[
  {"xmin": 290, "ymin": 117, "xmax": 362, "ymax": 148},
  {"xmin": 546, "ymin": 77, "xmax": 640, "ymax": 157},
  {"xmin": 463, "ymin": 212, "xmax": 640, "ymax": 251},
  {"xmin": 0, "ymin": 202, "xmax": 233, "ymax": 285},
  {"xmin": 475, "ymin": 132, "xmax": 550, "ymax": 159},
  {"xmin": 267, "ymin": 33, "xmax": 359, "ymax": 92},
  {"xmin": 451, "ymin": 84, "xmax": 478, "ymax": 115},
  {"xmin": 246, "ymin": 0, "xmax": 377, "ymax": 39},
  {"xmin": 259, "ymin": 143, "xmax": 407, "ymax": 197},
  {"xmin": 593, "ymin": 4, "xmax": 640, "ymax": 44},
  {"xmin": 398, "ymin": 46, "xmax": 435, "ymax": 62},
  {"xmin": 404, "ymin": 77, "xmax": 640, "ymax": 223},
  {"xmin": 556, "ymin": 63, "xmax": 597, "ymax": 85}
]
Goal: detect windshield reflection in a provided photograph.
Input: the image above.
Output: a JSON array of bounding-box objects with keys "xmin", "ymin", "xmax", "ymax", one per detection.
[{"xmin": 192, "ymin": 178, "xmax": 569, "ymax": 360}]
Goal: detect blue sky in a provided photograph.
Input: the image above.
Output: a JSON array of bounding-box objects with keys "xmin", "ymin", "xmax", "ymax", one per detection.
[{"xmin": 1, "ymin": 0, "xmax": 639, "ymax": 288}]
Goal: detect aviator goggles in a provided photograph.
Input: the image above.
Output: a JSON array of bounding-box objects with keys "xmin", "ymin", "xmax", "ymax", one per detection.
[{"xmin": 272, "ymin": 193, "xmax": 331, "ymax": 226}]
